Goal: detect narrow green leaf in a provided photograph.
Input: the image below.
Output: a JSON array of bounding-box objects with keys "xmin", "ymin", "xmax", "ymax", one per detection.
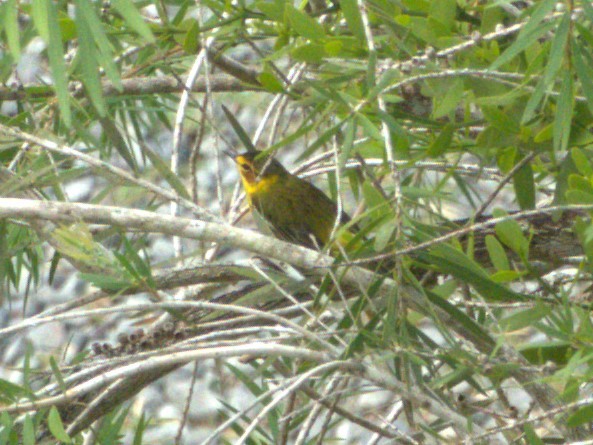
[
  {"xmin": 45, "ymin": 0, "xmax": 72, "ymax": 126},
  {"xmin": 554, "ymin": 152, "xmax": 579, "ymax": 205},
  {"xmin": 22, "ymin": 414, "xmax": 35, "ymax": 445},
  {"xmin": 571, "ymin": 147, "xmax": 593, "ymax": 177},
  {"xmin": 500, "ymin": 304, "xmax": 552, "ymax": 332},
  {"xmin": 513, "ymin": 157, "xmax": 535, "ymax": 210},
  {"xmin": 523, "ymin": 12, "xmax": 570, "ymax": 124},
  {"xmin": 526, "ymin": 344, "xmax": 580, "ymax": 367},
  {"xmin": 77, "ymin": 0, "xmax": 122, "ymax": 90},
  {"xmin": 99, "ymin": 117, "xmax": 137, "ymax": 171},
  {"xmin": 111, "ymin": 0, "xmax": 155, "ymax": 42},
  {"xmin": 339, "ymin": 116, "xmax": 356, "ymax": 171},
  {"xmin": 291, "ymin": 43, "xmax": 325, "ymax": 62},
  {"xmin": 182, "ymin": 19, "xmax": 200, "ymax": 54},
  {"xmin": 521, "ymin": 75, "xmax": 547, "ymax": 124},
  {"xmin": 257, "ymin": 72, "xmax": 284, "ymax": 93},
  {"xmin": 493, "ymin": 209, "xmax": 530, "ymax": 260},
  {"xmin": 48, "ymin": 407, "xmax": 72, "ymax": 443},
  {"xmin": 75, "ymin": 0, "xmax": 107, "ymax": 116},
  {"xmin": 226, "ymin": 363, "xmax": 266, "ymax": 397},
  {"xmin": 426, "ymin": 290, "xmax": 495, "ymax": 349},
  {"xmin": 49, "ymin": 356, "xmax": 66, "ymax": 390},
  {"xmin": 286, "ymin": 4, "xmax": 325, "ymax": 40},
  {"xmin": 31, "ymin": 0, "xmax": 49, "ymax": 41},
  {"xmin": 433, "ymin": 80, "xmax": 464, "ymax": 119},
  {"xmin": 553, "ymin": 70, "xmax": 573, "ymax": 152},
  {"xmin": 132, "ymin": 413, "xmax": 148, "ymax": 445},
  {"xmin": 568, "ymin": 174, "xmax": 593, "ymax": 195},
  {"xmin": 79, "ymin": 273, "xmax": 132, "ymax": 291},
  {"xmin": 490, "ymin": 270, "xmax": 523, "ymax": 282},
  {"xmin": 490, "ymin": 18, "xmax": 555, "ymax": 70},
  {"xmin": 566, "ymin": 189, "xmax": 593, "ymax": 204},
  {"xmin": 430, "ymin": 257, "xmax": 528, "ymax": 301},
  {"xmin": 485, "ymin": 235, "xmax": 509, "ymax": 271},
  {"xmin": 4, "ymin": 0, "xmax": 21, "ymax": 60},
  {"xmin": 542, "ymin": 13, "xmax": 570, "ymax": 86},
  {"xmin": 482, "ymin": 106, "xmax": 520, "ymax": 134},
  {"xmin": 567, "ymin": 404, "xmax": 593, "ymax": 427},
  {"xmin": 141, "ymin": 143, "xmax": 190, "ymax": 200},
  {"xmin": 340, "ymin": 0, "xmax": 365, "ymax": 41},
  {"xmin": 255, "ymin": 0, "xmax": 285, "ymax": 21},
  {"xmin": 0, "ymin": 412, "xmax": 13, "ymax": 444},
  {"xmin": 523, "ymin": 423, "xmax": 545, "ymax": 445},
  {"xmin": 573, "ymin": 41, "xmax": 593, "ymax": 116},
  {"xmin": 427, "ymin": 124, "xmax": 454, "ymax": 157},
  {"xmin": 583, "ymin": 0, "xmax": 593, "ymax": 23},
  {"xmin": 221, "ymin": 105, "xmax": 256, "ymax": 152}
]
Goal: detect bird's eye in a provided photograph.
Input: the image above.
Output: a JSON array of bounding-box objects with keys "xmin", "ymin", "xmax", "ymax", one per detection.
[{"xmin": 240, "ymin": 163, "xmax": 251, "ymax": 172}]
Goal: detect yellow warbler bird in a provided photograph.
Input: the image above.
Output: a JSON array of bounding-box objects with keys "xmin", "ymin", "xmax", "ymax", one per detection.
[{"xmin": 227, "ymin": 150, "xmax": 353, "ymax": 250}]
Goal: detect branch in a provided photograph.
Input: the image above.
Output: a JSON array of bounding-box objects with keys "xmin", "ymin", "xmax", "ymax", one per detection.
[{"xmin": 0, "ymin": 74, "xmax": 260, "ymax": 101}]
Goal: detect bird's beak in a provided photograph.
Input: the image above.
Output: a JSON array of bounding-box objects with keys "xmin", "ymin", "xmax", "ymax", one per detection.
[{"xmin": 223, "ymin": 149, "xmax": 237, "ymax": 161}]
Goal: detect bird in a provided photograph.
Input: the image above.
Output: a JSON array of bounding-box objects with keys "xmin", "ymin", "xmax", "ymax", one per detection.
[{"xmin": 226, "ymin": 150, "xmax": 354, "ymax": 251}]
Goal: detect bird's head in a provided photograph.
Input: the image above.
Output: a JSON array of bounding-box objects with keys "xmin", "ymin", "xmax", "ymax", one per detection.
[{"xmin": 226, "ymin": 150, "xmax": 288, "ymax": 186}]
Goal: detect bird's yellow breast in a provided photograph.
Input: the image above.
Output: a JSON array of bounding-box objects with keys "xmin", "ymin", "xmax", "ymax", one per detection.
[{"xmin": 241, "ymin": 174, "xmax": 280, "ymax": 203}]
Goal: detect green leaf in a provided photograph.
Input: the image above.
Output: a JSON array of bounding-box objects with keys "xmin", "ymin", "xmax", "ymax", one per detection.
[
  {"xmin": 427, "ymin": 248, "xmax": 528, "ymax": 302},
  {"xmin": 36, "ymin": 0, "xmax": 72, "ymax": 126},
  {"xmin": 132, "ymin": 413, "xmax": 148, "ymax": 445},
  {"xmin": 429, "ymin": 0, "xmax": 456, "ymax": 30},
  {"xmin": 520, "ymin": 342, "xmax": 572, "ymax": 365},
  {"xmin": 427, "ymin": 124, "xmax": 454, "ymax": 157},
  {"xmin": 553, "ymin": 70, "xmax": 573, "ymax": 153},
  {"xmin": 568, "ymin": 174, "xmax": 593, "ymax": 195},
  {"xmin": 485, "ymin": 235, "xmax": 509, "ymax": 271},
  {"xmin": 583, "ymin": 0, "xmax": 593, "ymax": 23},
  {"xmin": 48, "ymin": 407, "xmax": 72, "ymax": 443},
  {"xmin": 111, "ymin": 0, "xmax": 155, "ymax": 42},
  {"xmin": 523, "ymin": 423, "xmax": 545, "ymax": 445},
  {"xmin": 554, "ymin": 152, "xmax": 579, "ymax": 205},
  {"xmin": 75, "ymin": 0, "xmax": 107, "ymax": 116},
  {"xmin": 221, "ymin": 105, "xmax": 256, "ymax": 152},
  {"xmin": 258, "ymin": 71, "xmax": 284, "ymax": 93},
  {"xmin": 140, "ymin": 143, "xmax": 190, "ymax": 200},
  {"xmin": 182, "ymin": 19, "xmax": 200, "ymax": 54},
  {"xmin": 340, "ymin": 0, "xmax": 365, "ymax": 41},
  {"xmin": 0, "ymin": 412, "xmax": 13, "ymax": 444},
  {"xmin": 500, "ymin": 304, "xmax": 552, "ymax": 332},
  {"xmin": 571, "ymin": 147, "xmax": 593, "ymax": 177},
  {"xmin": 490, "ymin": 8, "xmax": 556, "ymax": 70},
  {"xmin": 362, "ymin": 180, "xmax": 390, "ymax": 220},
  {"xmin": 22, "ymin": 414, "xmax": 35, "ymax": 445},
  {"xmin": 573, "ymin": 40, "xmax": 593, "ymax": 116},
  {"xmin": 523, "ymin": 12, "xmax": 570, "ymax": 124},
  {"xmin": 482, "ymin": 106, "xmax": 520, "ymax": 134},
  {"xmin": 513, "ymin": 157, "xmax": 535, "ymax": 210},
  {"xmin": 286, "ymin": 4, "xmax": 325, "ymax": 40},
  {"xmin": 255, "ymin": 0, "xmax": 285, "ymax": 21},
  {"xmin": 433, "ymin": 80, "xmax": 464, "ymax": 119},
  {"xmin": 76, "ymin": 0, "xmax": 122, "ymax": 90},
  {"xmin": 521, "ymin": 75, "xmax": 547, "ymax": 124},
  {"xmin": 493, "ymin": 209, "xmax": 530, "ymax": 260},
  {"xmin": 291, "ymin": 43, "xmax": 325, "ymax": 62},
  {"xmin": 566, "ymin": 189, "xmax": 593, "ymax": 204},
  {"xmin": 542, "ymin": 12, "xmax": 570, "ymax": 87},
  {"xmin": 426, "ymin": 290, "xmax": 495, "ymax": 349},
  {"xmin": 31, "ymin": 0, "xmax": 49, "ymax": 41},
  {"xmin": 79, "ymin": 273, "xmax": 132, "ymax": 291},
  {"xmin": 4, "ymin": 0, "xmax": 20, "ymax": 61},
  {"xmin": 567, "ymin": 404, "xmax": 593, "ymax": 427}
]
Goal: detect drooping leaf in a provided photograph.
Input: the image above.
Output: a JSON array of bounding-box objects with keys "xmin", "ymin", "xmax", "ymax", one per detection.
[{"xmin": 112, "ymin": 0, "xmax": 156, "ymax": 42}]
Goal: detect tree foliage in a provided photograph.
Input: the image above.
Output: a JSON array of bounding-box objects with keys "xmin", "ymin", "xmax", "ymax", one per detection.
[{"xmin": 1, "ymin": 0, "xmax": 593, "ymax": 443}]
